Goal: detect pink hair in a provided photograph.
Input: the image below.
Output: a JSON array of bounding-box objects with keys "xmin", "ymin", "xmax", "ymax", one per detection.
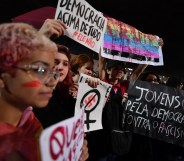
[{"xmin": 0, "ymin": 23, "xmax": 57, "ymax": 73}]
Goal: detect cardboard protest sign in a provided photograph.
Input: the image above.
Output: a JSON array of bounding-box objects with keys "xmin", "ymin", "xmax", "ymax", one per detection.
[
  {"xmin": 75, "ymin": 74, "xmax": 112, "ymax": 132},
  {"xmin": 102, "ymin": 16, "xmax": 163, "ymax": 66},
  {"xmin": 39, "ymin": 109, "xmax": 84, "ymax": 161},
  {"xmin": 123, "ymin": 80, "xmax": 184, "ymax": 147},
  {"xmin": 55, "ymin": 0, "xmax": 107, "ymax": 53}
]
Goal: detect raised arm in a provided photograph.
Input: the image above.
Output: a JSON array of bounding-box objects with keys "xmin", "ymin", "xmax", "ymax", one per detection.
[
  {"xmin": 128, "ymin": 64, "xmax": 148, "ymax": 87},
  {"xmin": 129, "ymin": 37, "xmax": 164, "ymax": 86},
  {"xmin": 38, "ymin": 19, "xmax": 67, "ymax": 38},
  {"xmin": 98, "ymin": 48, "xmax": 106, "ymax": 80}
]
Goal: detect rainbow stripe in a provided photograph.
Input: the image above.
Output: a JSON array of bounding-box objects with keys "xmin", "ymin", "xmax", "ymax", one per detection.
[{"xmin": 103, "ymin": 16, "xmax": 160, "ymax": 58}]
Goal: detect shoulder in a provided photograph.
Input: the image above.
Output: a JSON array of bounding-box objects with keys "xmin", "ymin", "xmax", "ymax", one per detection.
[{"xmin": 120, "ymin": 80, "xmax": 129, "ymax": 87}]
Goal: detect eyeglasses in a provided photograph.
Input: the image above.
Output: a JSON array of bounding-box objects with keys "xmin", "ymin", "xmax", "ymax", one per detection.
[{"xmin": 13, "ymin": 64, "xmax": 60, "ymax": 84}]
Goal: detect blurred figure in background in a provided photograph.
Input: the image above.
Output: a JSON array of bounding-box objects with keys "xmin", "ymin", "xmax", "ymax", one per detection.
[
  {"xmin": 166, "ymin": 76, "xmax": 183, "ymax": 90},
  {"xmin": 36, "ymin": 19, "xmax": 90, "ymax": 161},
  {"xmin": 139, "ymin": 71, "xmax": 160, "ymax": 84}
]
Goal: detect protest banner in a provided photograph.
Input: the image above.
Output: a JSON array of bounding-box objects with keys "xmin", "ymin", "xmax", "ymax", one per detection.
[
  {"xmin": 75, "ymin": 73, "xmax": 112, "ymax": 132},
  {"xmin": 55, "ymin": 0, "xmax": 107, "ymax": 53},
  {"xmin": 39, "ymin": 109, "xmax": 84, "ymax": 161},
  {"xmin": 123, "ymin": 80, "xmax": 184, "ymax": 147},
  {"xmin": 102, "ymin": 16, "xmax": 163, "ymax": 66}
]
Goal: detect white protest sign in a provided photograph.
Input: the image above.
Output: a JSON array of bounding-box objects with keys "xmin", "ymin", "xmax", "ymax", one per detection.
[
  {"xmin": 39, "ymin": 109, "xmax": 84, "ymax": 161},
  {"xmin": 78, "ymin": 73, "xmax": 112, "ymax": 104},
  {"xmin": 55, "ymin": 0, "xmax": 107, "ymax": 53},
  {"xmin": 75, "ymin": 74, "xmax": 112, "ymax": 132}
]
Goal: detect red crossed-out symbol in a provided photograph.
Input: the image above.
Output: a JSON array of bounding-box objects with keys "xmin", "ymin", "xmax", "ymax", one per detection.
[{"xmin": 84, "ymin": 94, "xmax": 96, "ymax": 109}]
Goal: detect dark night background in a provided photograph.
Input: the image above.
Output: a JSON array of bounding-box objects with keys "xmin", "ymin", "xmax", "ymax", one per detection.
[{"xmin": 0, "ymin": 0, "xmax": 184, "ymax": 78}]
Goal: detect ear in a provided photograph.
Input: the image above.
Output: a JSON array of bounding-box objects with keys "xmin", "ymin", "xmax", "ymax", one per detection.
[
  {"xmin": 106, "ymin": 69, "xmax": 111, "ymax": 75},
  {"xmin": 0, "ymin": 78, "xmax": 5, "ymax": 88},
  {"xmin": 0, "ymin": 73, "xmax": 10, "ymax": 88}
]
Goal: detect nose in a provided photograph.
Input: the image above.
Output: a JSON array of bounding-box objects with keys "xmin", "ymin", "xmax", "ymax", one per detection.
[
  {"xmin": 45, "ymin": 75, "xmax": 58, "ymax": 89},
  {"xmin": 88, "ymin": 70, "xmax": 93, "ymax": 75},
  {"xmin": 57, "ymin": 63, "xmax": 63, "ymax": 71},
  {"xmin": 46, "ymin": 77, "xmax": 58, "ymax": 89},
  {"xmin": 152, "ymin": 81, "xmax": 159, "ymax": 84}
]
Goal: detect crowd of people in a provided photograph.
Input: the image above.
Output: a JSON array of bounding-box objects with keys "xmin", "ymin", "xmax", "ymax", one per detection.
[{"xmin": 0, "ymin": 18, "xmax": 184, "ymax": 161}]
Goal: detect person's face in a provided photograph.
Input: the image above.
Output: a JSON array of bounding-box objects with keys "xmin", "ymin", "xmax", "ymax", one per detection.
[
  {"xmin": 108, "ymin": 65, "xmax": 125, "ymax": 80},
  {"xmin": 1, "ymin": 49, "xmax": 58, "ymax": 110},
  {"xmin": 55, "ymin": 52, "xmax": 69, "ymax": 82},
  {"xmin": 177, "ymin": 83, "xmax": 183, "ymax": 90},
  {"xmin": 78, "ymin": 61, "xmax": 93, "ymax": 76},
  {"xmin": 145, "ymin": 74, "xmax": 159, "ymax": 84}
]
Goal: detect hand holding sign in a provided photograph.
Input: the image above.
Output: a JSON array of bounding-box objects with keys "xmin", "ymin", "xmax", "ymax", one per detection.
[
  {"xmin": 55, "ymin": 0, "xmax": 107, "ymax": 53},
  {"xmin": 85, "ymin": 77, "xmax": 101, "ymax": 88},
  {"xmin": 39, "ymin": 19, "xmax": 67, "ymax": 38},
  {"xmin": 75, "ymin": 74, "xmax": 112, "ymax": 132},
  {"xmin": 79, "ymin": 134, "xmax": 89, "ymax": 161}
]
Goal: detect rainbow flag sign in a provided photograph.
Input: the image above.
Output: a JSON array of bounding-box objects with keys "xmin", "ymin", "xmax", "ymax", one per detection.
[{"xmin": 102, "ymin": 15, "xmax": 163, "ymax": 66}]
